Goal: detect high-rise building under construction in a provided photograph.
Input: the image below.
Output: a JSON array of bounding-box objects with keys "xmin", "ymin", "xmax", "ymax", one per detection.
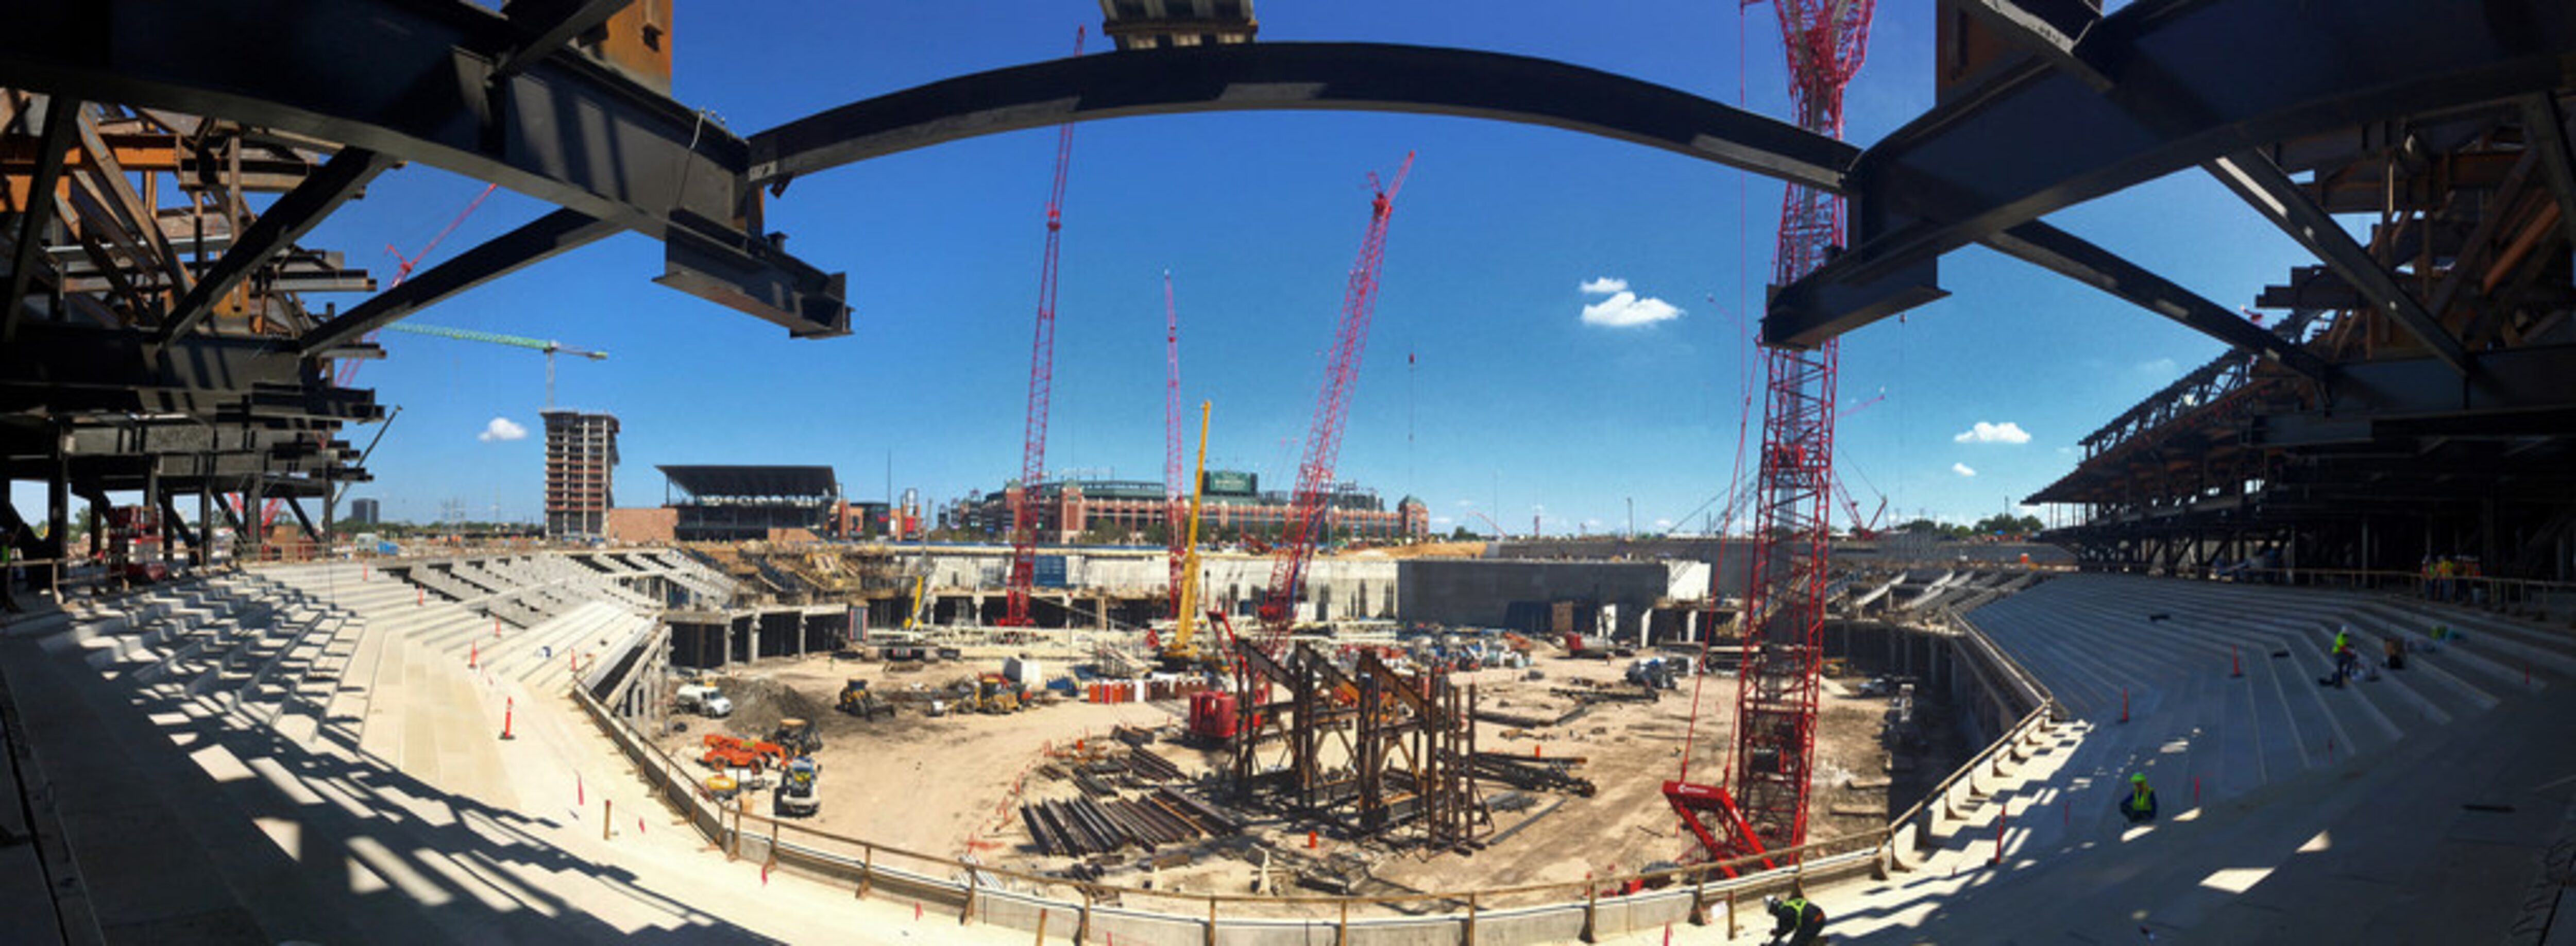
[{"xmin": 543, "ymin": 409, "xmax": 619, "ymax": 539}]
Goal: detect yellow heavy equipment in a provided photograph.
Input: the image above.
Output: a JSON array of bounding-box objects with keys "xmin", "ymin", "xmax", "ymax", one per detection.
[{"xmin": 1159, "ymin": 402, "xmax": 1222, "ymax": 670}]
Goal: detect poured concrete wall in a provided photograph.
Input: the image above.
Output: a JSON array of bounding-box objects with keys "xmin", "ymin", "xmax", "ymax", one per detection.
[{"xmin": 1397, "ymin": 560, "xmax": 1674, "ymax": 637}]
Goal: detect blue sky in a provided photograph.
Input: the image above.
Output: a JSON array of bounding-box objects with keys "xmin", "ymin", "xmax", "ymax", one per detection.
[{"xmin": 75, "ymin": 1, "xmax": 2316, "ymax": 534}]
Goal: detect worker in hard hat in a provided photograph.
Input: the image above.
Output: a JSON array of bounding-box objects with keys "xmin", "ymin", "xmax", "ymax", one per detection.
[
  {"xmin": 2119, "ymin": 772, "xmax": 2159, "ymax": 823},
  {"xmin": 1761, "ymin": 879, "xmax": 1827, "ymax": 946}
]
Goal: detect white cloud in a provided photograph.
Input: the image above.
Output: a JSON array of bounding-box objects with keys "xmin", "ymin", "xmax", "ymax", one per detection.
[
  {"xmin": 1581, "ymin": 291, "xmax": 1683, "ymax": 328},
  {"xmin": 1579, "ymin": 276, "xmax": 1629, "ymax": 295},
  {"xmin": 1431, "ymin": 516, "xmax": 1454, "ymax": 526},
  {"xmin": 1653, "ymin": 518, "xmax": 1673, "ymax": 529},
  {"xmin": 1952, "ymin": 421, "xmax": 2032, "ymax": 445},
  {"xmin": 2136, "ymin": 357, "xmax": 2178, "ymax": 375},
  {"xmin": 478, "ymin": 417, "xmax": 528, "ymax": 443},
  {"xmin": 1952, "ymin": 463, "xmax": 1978, "ymax": 478},
  {"xmin": 1455, "ymin": 499, "xmax": 1476, "ymax": 508}
]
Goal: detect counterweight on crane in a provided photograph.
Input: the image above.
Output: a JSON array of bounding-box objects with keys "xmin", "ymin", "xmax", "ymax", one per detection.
[
  {"xmin": 1666, "ymin": 0, "xmax": 1875, "ymax": 870},
  {"xmin": 1004, "ymin": 27, "xmax": 1086, "ymax": 628},
  {"xmin": 1253, "ymin": 153, "xmax": 1413, "ymax": 657}
]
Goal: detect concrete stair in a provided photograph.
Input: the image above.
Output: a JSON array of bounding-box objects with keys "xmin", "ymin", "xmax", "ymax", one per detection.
[{"xmin": 1802, "ymin": 574, "xmax": 2576, "ymax": 944}]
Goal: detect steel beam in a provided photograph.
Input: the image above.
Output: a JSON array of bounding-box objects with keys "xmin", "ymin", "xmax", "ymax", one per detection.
[
  {"xmin": 0, "ymin": 0, "xmax": 845, "ymax": 339},
  {"xmin": 4, "ymin": 94, "xmax": 77, "ymax": 343},
  {"xmin": 2, "ymin": 321, "xmax": 304, "ymax": 401},
  {"xmin": 1763, "ymin": 0, "xmax": 2576, "ymax": 347},
  {"xmin": 298, "ymin": 209, "xmax": 618, "ymax": 354},
  {"xmin": 749, "ymin": 42, "xmax": 1855, "ymax": 193},
  {"xmin": 159, "ymin": 146, "xmax": 391, "ymax": 343},
  {"xmin": 2204, "ymin": 151, "xmax": 2470, "ymax": 373},
  {"xmin": 2520, "ymin": 93, "xmax": 2576, "ymax": 250},
  {"xmin": 491, "ymin": 0, "xmax": 635, "ymax": 80},
  {"xmin": 1980, "ymin": 221, "xmax": 2331, "ymax": 378}
]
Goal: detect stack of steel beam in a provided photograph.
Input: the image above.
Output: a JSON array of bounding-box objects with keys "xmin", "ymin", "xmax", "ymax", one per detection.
[{"xmin": 1469, "ymin": 751, "xmax": 1596, "ymax": 797}]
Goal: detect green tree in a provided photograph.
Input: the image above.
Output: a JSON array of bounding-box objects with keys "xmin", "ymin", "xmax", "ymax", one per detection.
[{"xmin": 1449, "ymin": 525, "xmax": 1473, "ymax": 540}]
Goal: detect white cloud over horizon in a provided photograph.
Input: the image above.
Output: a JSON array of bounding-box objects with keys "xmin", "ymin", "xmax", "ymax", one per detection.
[
  {"xmin": 1953, "ymin": 421, "xmax": 2031, "ymax": 445},
  {"xmin": 1580, "ymin": 291, "xmax": 1683, "ymax": 327},
  {"xmin": 1952, "ymin": 462, "xmax": 1977, "ymax": 477},
  {"xmin": 1577, "ymin": 275, "xmax": 1682, "ymax": 328},
  {"xmin": 478, "ymin": 417, "xmax": 528, "ymax": 443}
]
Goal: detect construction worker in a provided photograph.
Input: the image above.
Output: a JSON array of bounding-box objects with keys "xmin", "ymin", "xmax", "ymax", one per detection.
[
  {"xmin": 2327, "ymin": 629, "xmax": 2360, "ymax": 688},
  {"xmin": 1762, "ymin": 880, "xmax": 1827, "ymax": 946},
  {"xmin": 2120, "ymin": 772, "xmax": 2159, "ymax": 823}
]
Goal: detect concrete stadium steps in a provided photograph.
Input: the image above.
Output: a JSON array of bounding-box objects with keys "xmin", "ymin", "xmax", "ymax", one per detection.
[
  {"xmin": 1821, "ymin": 575, "xmax": 2576, "ymax": 942},
  {"xmin": 1, "ymin": 609, "xmax": 692, "ymax": 943}
]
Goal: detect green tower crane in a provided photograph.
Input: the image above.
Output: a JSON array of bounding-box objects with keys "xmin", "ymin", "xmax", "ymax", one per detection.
[{"xmin": 382, "ymin": 323, "xmax": 607, "ymax": 408}]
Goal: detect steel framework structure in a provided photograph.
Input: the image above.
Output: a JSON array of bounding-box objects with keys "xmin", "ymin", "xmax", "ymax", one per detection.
[{"xmin": 1230, "ymin": 641, "xmax": 1484, "ymax": 851}]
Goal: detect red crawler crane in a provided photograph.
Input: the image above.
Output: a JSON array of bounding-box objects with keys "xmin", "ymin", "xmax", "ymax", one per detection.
[
  {"xmin": 1004, "ymin": 27, "xmax": 1086, "ymax": 628},
  {"xmin": 1165, "ymin": 271, "xmax": 1189, "ymax": 618},
  {"xmin": 247, "ymin": 181, "xmax": 506, "ymax": 537},
  {"xmin": 1253, "ymin": 154, "xmax": 1414, "ymax": 657},
  {"xmin": 1667, "ymin": 0, "xmax": 1875, "ymax": 871}
]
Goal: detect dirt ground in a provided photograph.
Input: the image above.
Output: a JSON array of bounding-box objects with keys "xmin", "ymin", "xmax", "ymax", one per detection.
[
  {"xmin": 654, "ymin": 654, "xmax": 1181, "ymax": 857},
  {"xmin": 656, "ymin": 646, "xmax": 1908, "ymax": 900}
]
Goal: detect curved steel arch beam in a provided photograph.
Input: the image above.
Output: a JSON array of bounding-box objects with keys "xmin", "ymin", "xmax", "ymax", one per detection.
[
  {"xmin": 0, "ymin": 0, "xmax": 847, "ymax": 341},
  {"xmin": 748, "ymin": 42, "xmax": 1853, "ymax": 193},
  {"xmin": 1766, "ymin": 0, "xmax": 2576, "ymax": 349}
]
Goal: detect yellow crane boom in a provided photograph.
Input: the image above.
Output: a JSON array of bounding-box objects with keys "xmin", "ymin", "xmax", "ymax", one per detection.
[{"xmin": 1164, "ymin": 401, "xmax": 1212, "ymax": 663}]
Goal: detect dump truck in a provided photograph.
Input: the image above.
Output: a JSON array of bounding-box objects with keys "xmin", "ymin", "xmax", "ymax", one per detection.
[
  {"xmin": 774, "ymin": 757, "xmax": 820, "ymax": 817},
  {"xmin": 770, "ymin": 718, "xmax": 822, "ymax": 756},
  {"xmin": 837, "ymin": 680, "xmax": 896, "ymax": 719}
]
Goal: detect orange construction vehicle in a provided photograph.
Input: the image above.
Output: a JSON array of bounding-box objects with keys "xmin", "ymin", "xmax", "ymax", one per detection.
[{"xmin": 700, "ymin": 734, "xmax": 788, "ymax": 771}]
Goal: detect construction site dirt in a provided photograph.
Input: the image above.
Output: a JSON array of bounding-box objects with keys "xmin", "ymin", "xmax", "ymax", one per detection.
[{"xmin": 654, "ymin": 643, "xmax": 1944, "ymax": 907}]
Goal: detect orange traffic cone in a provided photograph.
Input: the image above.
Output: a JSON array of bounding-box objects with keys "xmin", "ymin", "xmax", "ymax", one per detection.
[{"xmin": 500, "ymin": 697, "xmax": 516, "ymax": 740}]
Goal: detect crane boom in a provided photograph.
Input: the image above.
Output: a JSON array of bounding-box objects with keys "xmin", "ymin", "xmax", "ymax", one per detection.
[
  {"xmin": 1004, "ymin": 26, "xmax": 1086, "ymax": 628},
  {"xmin": 1667, "ymin": 0, "xmax": 1876, "ymax": 870},
  {"xmin": 1165, "ymin": 272, "xmax": 1188, "ymax": 620},
  {"xmin": 381, "ymin": 322, "xmax": 607, "ymax": 408},
  {"xmin": 1255, "ymin": 153, "xmax": 1413, "ymax": 656},
  {"xmin": 1161, "ymin": 401, "xmax": 1213, "ymax": 666}
]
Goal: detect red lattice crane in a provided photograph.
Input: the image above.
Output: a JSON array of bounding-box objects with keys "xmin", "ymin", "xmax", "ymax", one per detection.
[
  {"xmin": 1254, "ymin": 154, "xmax": 1414, "ymax": 656},
  {"xmin": 243, "ymin": 181, "xmax": 505, "ymax": 536},
  {"xmin": 1667, "ymin": 0, "xmax": 1875, "ymax": 870},
  {"xmin": 1165, "ymin": 271, "xmax": 1189, "ymax": 618},
  {"xmin": 1004, "ymin": 27, "xmax": 1086, "ymax": 628}
]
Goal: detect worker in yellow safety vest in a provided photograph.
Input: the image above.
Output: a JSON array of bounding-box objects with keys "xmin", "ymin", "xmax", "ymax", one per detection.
[
  {"xmin": 1764, "ymin": 879, "xmax": 1827, "ymax": 946},
  {"xmin": 2120, "ymin": 772, "xmax": 2159, "ymax": 823}
]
